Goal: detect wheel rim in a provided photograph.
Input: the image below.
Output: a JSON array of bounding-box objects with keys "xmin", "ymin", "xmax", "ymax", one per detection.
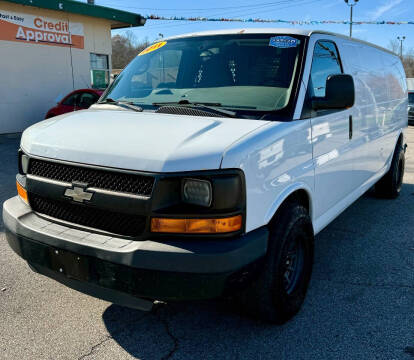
[{"xmin": 282, "ymin": 236, "xmax": 305, "ymax": 295}]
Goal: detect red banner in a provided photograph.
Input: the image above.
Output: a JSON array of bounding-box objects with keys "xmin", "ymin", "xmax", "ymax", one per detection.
[{"xmin": 0, "ymin": 10, "xmax": 84, "ymax": 49}]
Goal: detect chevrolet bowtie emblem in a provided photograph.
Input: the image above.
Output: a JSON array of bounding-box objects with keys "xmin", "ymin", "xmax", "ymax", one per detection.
[{"xmin": 64, "ymin": 185, "xmax": 94, "ymax": 203}]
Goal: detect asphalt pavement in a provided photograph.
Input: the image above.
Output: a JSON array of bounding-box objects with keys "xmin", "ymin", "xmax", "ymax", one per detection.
[{"xmin": 1, "ymin": 128, "xmax": 413, "ymax": 360}]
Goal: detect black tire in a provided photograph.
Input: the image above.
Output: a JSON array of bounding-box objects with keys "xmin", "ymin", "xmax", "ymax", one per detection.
[
  {"xmin": 238, "ymin": 202, "xmax": 314, "ymax": 324},
  {"xmin": 375, "ymin": 144, "xmax": 405, "ymax": 199}
]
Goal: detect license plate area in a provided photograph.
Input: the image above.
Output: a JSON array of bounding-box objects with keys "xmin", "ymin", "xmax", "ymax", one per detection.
[{"xmin": 49, "ymin": 248, "xmax": 89, "ymax": 281}]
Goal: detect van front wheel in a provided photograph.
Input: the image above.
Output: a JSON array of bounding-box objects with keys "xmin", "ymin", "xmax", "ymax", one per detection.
[
  {"xmin": 238, "ymin": 203, "xmax": 314, "ymax": 324},
  {"xmin": 375, "ymin": 144, "xmax": 405, "ymax": 199}
]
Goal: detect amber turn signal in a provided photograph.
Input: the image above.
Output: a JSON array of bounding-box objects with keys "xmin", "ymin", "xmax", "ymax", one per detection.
[
  {"xmin": 16, "ymin": 180, "xmax": 28, "ymax": 204},
  {"xmin": 151, "ymin": 215, "xmax": 242, "ymax": 234}
]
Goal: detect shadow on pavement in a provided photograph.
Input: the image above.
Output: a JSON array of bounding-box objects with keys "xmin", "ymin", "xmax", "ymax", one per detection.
[
  {"xmin": 102, "ymin": 300, "xmax": 281, "ymax": 360},
  {"xmin": 101, "ymin": 183, "xmax": 414, "ymax": 360}
]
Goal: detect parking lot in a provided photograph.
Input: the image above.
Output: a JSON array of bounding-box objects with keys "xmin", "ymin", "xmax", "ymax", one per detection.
[{"xmin": 0, "ymin": 127, "xmax": 413, "ymax": 360}]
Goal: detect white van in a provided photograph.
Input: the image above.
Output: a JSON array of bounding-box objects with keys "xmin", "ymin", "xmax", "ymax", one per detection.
[{"xmin": 3, "ymin": 29, "xmax": 408, "ymax": 323}]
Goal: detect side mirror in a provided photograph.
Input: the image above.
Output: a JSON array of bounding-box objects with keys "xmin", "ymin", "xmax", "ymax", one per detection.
[{"xmin": 312, "ymin": 74, "xmax": 355, "ymax": 110}]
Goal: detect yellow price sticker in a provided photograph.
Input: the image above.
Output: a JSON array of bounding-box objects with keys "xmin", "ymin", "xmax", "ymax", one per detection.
[{"xmin": 138, "ymin": 41, "xmax": 167, "ymax": 56}]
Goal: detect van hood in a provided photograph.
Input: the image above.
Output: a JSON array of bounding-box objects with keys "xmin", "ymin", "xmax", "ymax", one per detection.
[{"xmin": 21, "ymin": 109, "xmax": 268, "ymax": 172}]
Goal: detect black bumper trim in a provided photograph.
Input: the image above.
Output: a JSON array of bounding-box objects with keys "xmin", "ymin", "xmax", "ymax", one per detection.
[
  {"xmin": 6, "ymin": 230, "xmax": 261, "ymax": 301},
  {"xmin": 29, "ymin": 262, "xmax": 155, "ymax": 311},
  {"xmin": 3, "ymin": 196, "xmax": 268, "ymax": 274},
  {"xmin": 3, "ymin": 196, "xmax": 268, "ymax": 301}
]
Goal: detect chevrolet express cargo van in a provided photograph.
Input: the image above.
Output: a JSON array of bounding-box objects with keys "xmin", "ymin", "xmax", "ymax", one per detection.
[{"xmin": 3, "ymin": 29, "xmax": 408, "ymax": 323}]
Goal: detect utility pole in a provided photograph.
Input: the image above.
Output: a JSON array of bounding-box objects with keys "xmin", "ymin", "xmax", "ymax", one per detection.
[
  {"xmin": 344, "ymin": 0, "xmax": 359, "ymax": 38},
  {"xmin": 397, "ymin": 36, "xmax": 406, "ymax": 58}
]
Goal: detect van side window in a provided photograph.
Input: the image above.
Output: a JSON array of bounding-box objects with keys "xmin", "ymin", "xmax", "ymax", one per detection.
[{"xmin": 302, "ymin": 40, "xmax": 343, "ymax": 118}]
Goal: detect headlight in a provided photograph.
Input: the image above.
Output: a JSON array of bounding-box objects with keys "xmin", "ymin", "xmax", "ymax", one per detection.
[{"xmin": 182, "ymin": 178, "xmax": 212, "ymax": 207}]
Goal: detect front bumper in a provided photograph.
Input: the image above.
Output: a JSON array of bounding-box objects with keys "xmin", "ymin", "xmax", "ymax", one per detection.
[{"xmin": 3, "ymin": 196, "xmax": 268, "ymax": 305}]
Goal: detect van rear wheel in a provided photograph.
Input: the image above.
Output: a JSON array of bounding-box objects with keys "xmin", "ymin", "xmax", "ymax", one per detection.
[
  {"xmin": 237, "ymin": 202, "xmax": 314, "ymax": 324},
  {"xmin": 375, "ymin": 144, "xmax": 405, "ymax": 199}
]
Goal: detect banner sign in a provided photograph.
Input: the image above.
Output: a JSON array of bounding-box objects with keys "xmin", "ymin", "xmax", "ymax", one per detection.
[
  {"xmin": 0, "ymin": 10, "xmax": 84, "ymax": 49},
  {"xmin": 145, "ymin": 15, "xmax": 414, "ymax": 26}
]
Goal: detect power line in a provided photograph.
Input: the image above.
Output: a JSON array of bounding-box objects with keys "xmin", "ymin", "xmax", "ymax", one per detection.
[
  {"xmin": 206, "ymin": 0, "xmax": 325, "ymax": 19},
  {"xmin": 141, "ymin": 0, "xmax": 326, "ymax": 30},
  {"xmin": 98, "ymin": 0, "xmax": 314, "ymax": 12},
  {"xmin": 107, "ymin": 0, "xmax": 326, "ymax": 32},
  {"xmin": 140, "ymin": 0, "xmax": 324, "ymax": 29},
  {"xmin": 142, "ymin": 17, "xmax": 414, "ymax": 29}
]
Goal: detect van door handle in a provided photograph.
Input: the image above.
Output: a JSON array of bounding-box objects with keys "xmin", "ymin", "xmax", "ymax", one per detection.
[{"xmin": 349, "ymin": 115, "xmax": 353, "ymax": 140}]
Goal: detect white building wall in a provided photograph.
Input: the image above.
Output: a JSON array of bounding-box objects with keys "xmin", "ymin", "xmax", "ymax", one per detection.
[{"xmin": 0, "ymin": 1, "xmax": 112, "ymax": 133}]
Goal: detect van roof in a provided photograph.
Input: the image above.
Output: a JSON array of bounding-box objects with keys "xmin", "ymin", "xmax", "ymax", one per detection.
[{"xmin": 163, "ymin": 28, "xmax": 395, "ymax": 56}]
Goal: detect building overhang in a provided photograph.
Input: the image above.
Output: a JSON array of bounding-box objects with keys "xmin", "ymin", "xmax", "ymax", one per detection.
[{"xmin": 3, "ymin": 0, "xmax": 146, "ymax": 29}]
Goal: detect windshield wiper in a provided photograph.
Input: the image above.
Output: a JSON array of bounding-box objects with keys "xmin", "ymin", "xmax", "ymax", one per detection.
[
  {"xmin": 152, "ymin": 100, "xmax": 237, "ymax": 118},
  {"xmin": 98, "ymin": 98, "xmax": 143, "ymax": 112}
]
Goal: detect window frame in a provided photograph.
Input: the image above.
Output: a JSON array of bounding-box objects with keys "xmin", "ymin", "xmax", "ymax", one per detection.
[
  {"xmin": 301, "ymin": 39, "xmax": 345, "ymax": 119},
  {"xmin": 90, "ymin": 53, "xmax": 110, "ymax": 89}
]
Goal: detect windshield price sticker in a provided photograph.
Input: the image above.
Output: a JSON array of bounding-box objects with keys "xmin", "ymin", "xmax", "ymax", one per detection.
[
  {"xmin": 269, "ymin": 36, "xmax": 298, "ymax": 48},
  {"xmin": 139, "ymin": 41, "xmax": 167, "ymax": 56}
]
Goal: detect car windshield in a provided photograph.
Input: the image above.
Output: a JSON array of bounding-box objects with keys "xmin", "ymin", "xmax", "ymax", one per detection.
[
  {"xmin": 409, "ymin": 93, "xmax": 414, "ymax": 105},
  {"xmin": 102, "ymin": 34, "xmax": 305, "ymax": 114}
]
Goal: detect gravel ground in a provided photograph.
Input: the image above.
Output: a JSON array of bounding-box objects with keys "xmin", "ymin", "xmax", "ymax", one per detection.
[{"xmin": 1, "ymin": 128, "xmax": 413, "ymax": 360}]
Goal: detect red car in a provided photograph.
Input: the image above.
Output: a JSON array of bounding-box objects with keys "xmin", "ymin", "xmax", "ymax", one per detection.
[{"xmin": 45, "ymin": 89, "xmax": 104, "ymax": 119}]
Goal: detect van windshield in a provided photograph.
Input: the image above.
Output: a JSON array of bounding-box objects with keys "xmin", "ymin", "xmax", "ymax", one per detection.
[{"xmin": 102, "ymin": 34, "xmax": 305, "ymax": 115}]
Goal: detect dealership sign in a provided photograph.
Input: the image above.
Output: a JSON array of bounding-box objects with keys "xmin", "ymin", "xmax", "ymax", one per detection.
[{"xmin": 0, "ymin": 10, "xmax": 84, "ymax": 49}]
